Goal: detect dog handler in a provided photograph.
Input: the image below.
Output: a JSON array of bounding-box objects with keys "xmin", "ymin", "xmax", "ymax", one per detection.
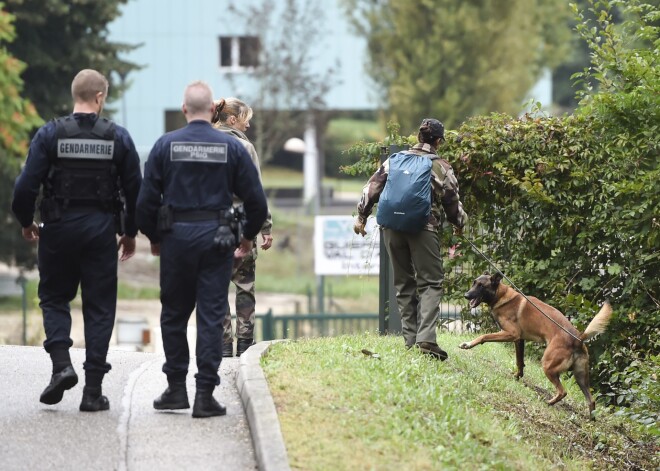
[
  {"xmin": 212, "ymin": 97, "xmax": 273, "ymax": 358},
  {"xmin": 136, "ymin": 81, "xmax": 268, "ymax": 418},
  {"xmin": 353, "ymin": 118, "xmax": 467, "ymax": 360},
  {"xmin": 12, "ymin": 69, "xmax": 142, "ymax": 411}
]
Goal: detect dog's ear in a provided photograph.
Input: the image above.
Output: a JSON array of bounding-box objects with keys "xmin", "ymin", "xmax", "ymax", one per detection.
[{"xmin": 491, "ymin": 272, "xmax": 503, "ymax": 285}]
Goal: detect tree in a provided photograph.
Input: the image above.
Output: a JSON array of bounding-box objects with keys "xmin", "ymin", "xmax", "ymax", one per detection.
[
  {"xmin": 341, "ymin": 0, "xmax": 572, "ymax": 130},
  {"xmin": 4, "ymin": 0, "xmax": 140, "ymax": 121},
  {"xmin": 0, "ymin": 3, "xmax": 43, "ymax": 267},
  {"xmin": 227, "ymin": 0, "xmax": 339, "ymax": 163}
]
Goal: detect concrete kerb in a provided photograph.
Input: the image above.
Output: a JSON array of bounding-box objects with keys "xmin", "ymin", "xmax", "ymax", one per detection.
[{"xmin": 238, "ymin": 340, "xmax": 291, "ymax": 471}]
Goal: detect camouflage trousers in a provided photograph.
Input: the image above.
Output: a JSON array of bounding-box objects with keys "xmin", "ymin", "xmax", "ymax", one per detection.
[{"xmin": 222, "ymin": 245, "xmax": 257, "ymax": 343}]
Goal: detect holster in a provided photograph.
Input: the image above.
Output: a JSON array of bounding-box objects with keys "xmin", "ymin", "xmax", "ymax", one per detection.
[
  {"xmin": 39, "ymin": 198, "xmax": 62, "ymax": 223},
  {"xmin": 213, "ymin": 208, "xmax": 237, "ymax": 253},
  {"xmin": 114, "ymin": 210, "xmax": 126, "ymax": 236},
  {"xmin": 157, "ymin": 205, "xmax": 173, "ymax": 233},
  {"xmin": 232, "ymin": 204, "xmax": 246, "ymax": 245}
]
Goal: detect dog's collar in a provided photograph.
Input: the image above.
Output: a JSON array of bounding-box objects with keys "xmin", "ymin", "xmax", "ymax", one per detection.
[{"xmin": 491, "ymin": 285, "xmax": 516, "ymax": 310}]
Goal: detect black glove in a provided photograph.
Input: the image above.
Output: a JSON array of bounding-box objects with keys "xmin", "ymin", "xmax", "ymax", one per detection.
[{"xmin": 213, "ymin": 225, "xmax": 236, "ymax": 253}]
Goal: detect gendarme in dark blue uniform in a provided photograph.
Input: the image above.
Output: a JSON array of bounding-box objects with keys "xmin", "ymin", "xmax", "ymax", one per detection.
[
  {"xmin": 12, "ymin": 111, "xmax": 142, "ymax": 408},
  {"xmin": 137, "ymin": 105, "xmax": 267, "ymax": 417}
]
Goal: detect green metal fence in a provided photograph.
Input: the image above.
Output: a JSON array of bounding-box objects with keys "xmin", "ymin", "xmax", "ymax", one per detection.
[
  {"xmin": 255, "ymin": 310, "xmax": 379, "ymax": 341},
  {"xmin": 247, "ymin": 305, "xmax": 465, "ymax": 341}
]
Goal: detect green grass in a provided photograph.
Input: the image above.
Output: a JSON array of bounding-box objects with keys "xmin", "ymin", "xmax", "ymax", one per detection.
[
  {"xmin": 0, "ymin": 279, "xmax": 38, "ymax": 312},
  {"xmin": 261, "ymin": 166, "xmax": 304, "ymax": 188},
  {"xmin": 261, "ymin": 165, "xmax": 365, "ymax": 193},
  {"xmin": 256, "ymin": 207, "xmax": 379, "ymax": 309},
  {"xmin": 117, "ymin": 282, "xmax": 160, "ymax": 300},
  {"xmin": 263, "ymin": 333, "xmax": 659, "ymax": 471}
]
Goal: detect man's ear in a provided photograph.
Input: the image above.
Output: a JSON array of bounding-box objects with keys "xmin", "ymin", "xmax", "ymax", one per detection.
[{"xmin": 492, "ymin": 272, "xmax": 503, "ymax": 285}]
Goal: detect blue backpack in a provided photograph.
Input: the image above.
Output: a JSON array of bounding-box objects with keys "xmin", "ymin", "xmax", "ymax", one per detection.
[{"xmin": 376, "ymin": 151, "xmax": 437, "ymax": 233}]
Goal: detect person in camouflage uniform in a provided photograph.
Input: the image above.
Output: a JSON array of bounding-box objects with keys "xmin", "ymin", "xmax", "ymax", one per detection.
[
  {"xmin": 353, "ymin": 118, "xmax": 467, "ymax": 361},
  {"xmin": 212, "ymin": 97, "xmax": 273, "ymax": 357}
]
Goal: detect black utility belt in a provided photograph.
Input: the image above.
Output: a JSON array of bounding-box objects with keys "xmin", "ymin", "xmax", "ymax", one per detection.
[
  {"xmin": 158, "ymin": 207, "xmax": 234, "ymax": 232},
  {"xmin": 172, "ymin": 210, "xmax": 226, "ymax": 223},
  {"xmin": 65, "ymin": 200, "xmax": 112, "ymax": 210},
  {"xmin": 158, "ymin": 206, "xmax": 242, "ymax": 254}
]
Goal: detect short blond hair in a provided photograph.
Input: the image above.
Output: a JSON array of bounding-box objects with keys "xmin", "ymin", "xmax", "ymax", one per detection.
[
  {"xmin": 71, "ymin": 69, "xmax": 108, "ymax": 103},
  {"xmin": 184, "ymin": 80, "xmax": 214, "ymax": 115}
]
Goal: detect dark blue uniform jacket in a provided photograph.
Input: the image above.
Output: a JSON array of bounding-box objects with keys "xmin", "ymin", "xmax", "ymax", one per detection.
[
  {"xmin": 11, "ymin": 113, "xmax": 142, "ymax": 237},
  {"xmin": 136, "ymin": 120, "xmax": 268, "ymax": 242}
]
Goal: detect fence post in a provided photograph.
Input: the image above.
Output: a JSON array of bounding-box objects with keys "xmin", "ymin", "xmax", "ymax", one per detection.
[
  {"xmin": 378, "ymin": 144, "xmax": 407, "ymax": 335},
  {"xmin": 262, "ymin": 308, "xmax": 274, "ymax": 341},
  {"xmin": 17, "ymin": 271, "xmax": 27, "ymax": 346}
]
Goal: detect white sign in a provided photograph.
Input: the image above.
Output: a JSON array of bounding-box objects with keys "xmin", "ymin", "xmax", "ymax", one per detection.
[{"xmin": 314, "ymin": 215, "xmax": 380, "ymax": 276}]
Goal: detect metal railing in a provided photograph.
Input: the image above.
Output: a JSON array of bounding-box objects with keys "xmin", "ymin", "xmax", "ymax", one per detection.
[
  {"xmin": 249, "ymin": 304, "xmax": 466, "ymax": 342},
  {"xmin": 255, "ymin": 310, "xmax": 378, "ymax": 341}
]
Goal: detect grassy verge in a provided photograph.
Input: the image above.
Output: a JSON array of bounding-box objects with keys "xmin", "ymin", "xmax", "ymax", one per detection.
[
  {"xmin": 256, "ymin": 206, "xmax": 379, "ymax": 310},
  {"xmin": 263, "ymin": 333, "xmax": 658, "ymax": 471},
  {"xmin": 261, "ymin": 165, "xmax": 364, "ymax": 193},
  {"xmin": 116, "ymin": 282, "xmax": 160, "ymax": 300},
  {"xmin": 0, "ymin": 279, "xmax": 38, "ymax": 312}
]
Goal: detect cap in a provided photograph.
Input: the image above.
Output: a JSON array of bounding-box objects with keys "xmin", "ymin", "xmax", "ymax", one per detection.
[{"xmin": 420, "ymin": 118, "xmax": 444, "ymax": 140}]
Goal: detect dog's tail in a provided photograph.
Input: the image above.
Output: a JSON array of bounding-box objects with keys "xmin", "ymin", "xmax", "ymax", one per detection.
[{"xmin": 581, "ymin": 301, "xmax": 613, "ymax": 341}]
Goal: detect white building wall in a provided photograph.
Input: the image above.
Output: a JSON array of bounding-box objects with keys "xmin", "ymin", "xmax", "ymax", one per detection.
[
  {"xmin": 107, "ymin": 0, "xmax": 553, "ymax": 151},
  {"xmin": 107, "ymin": 0, "xmax": 378, "ymax": 150}
]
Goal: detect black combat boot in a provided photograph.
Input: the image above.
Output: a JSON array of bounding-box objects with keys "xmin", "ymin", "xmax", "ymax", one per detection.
[
  {"xmin": 153, "ymin": 381, "xmax": 189, "ymax": 410},
  {"xmin": 79, "ymin": 386, "xmax": 110, "ymax": 412},
  {"xmin": 192, "ymin": 389, "xmax": 226, "ymax": 418},
  {"xmin": 222, "ymin": 340, "xmax": 233, "ymax": 358},
  {"xmin": 416, "ymin": 342, "xmax": 449, "ymax": 361},
  {"xmin": 236, "ymin": 338, "xmax": 255, "ymax": 357},
  {"xmin": 40, "ymin": 365, "xmax": 79, "ymax": 405}
]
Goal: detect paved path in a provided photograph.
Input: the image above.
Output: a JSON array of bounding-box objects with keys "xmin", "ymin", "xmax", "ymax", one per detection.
[{"xmin": 0, "ymin": 344, "xmax": 289, "ymax": 471}]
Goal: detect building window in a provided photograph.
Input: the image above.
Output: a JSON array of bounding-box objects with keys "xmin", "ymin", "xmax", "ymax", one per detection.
[{"xmin": 219, "ymin": 36, "xmax": 260, "ymax": 71}]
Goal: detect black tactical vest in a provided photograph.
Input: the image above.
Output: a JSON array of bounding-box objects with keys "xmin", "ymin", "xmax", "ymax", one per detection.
[{"xmin": 46, "ymin": 116, "xmax": 119, "ymax": 210}]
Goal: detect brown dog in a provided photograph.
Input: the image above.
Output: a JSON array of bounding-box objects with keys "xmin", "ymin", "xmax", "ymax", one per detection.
[{"xmin": 460, "ymin": 272, "xmax": 612, "ymax": 414}]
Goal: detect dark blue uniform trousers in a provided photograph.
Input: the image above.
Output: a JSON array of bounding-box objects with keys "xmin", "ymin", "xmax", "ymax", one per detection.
[
  {"xmin": 38, "ymin": 211, "xmax": 118, "ymax": 377},
  {"xmin": 159, "ymin": 222, "xmax": 233, "ymax": 389}
]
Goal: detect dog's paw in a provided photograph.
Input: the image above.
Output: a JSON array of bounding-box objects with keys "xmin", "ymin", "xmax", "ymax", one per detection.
[{"xmin": 458, "ymin": 342, "xmax": 471, "ymax": 350}]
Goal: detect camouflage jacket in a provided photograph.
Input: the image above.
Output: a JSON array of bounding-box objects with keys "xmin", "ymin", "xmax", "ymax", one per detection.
[
  {"xmin": 356, "ymin": 142, "xmax": 467, "ymax": 231},
  {"xmin": 216, "ymin": 125, "xmax": 273, "ymax": 235}
]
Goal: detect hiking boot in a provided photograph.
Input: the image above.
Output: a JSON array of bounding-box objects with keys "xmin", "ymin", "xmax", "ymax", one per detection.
[
  {"xmin": 416, "ymin": 342, "xmax": 449, "ymax": 361},
  {"xmin": 236, "ymin": 338, "xmax": 255, "ymax": 357},
  {"xmin": 192, "ymin": 389, "xmax": 226, "ymax": 418},
  {"xmin": 40, "ymin": 365, "xmax": 78, "ymax": 405},
  {"xmin": 79, "ymin": 386, "xmax": 109, "ymax": 412},
  {"xmin": 222, "ymin": 341, "xmax": 233, "ymax": 358},
  {"xmin": 153, "ymin": 382, "xmax": 189, "ymax": 410}
]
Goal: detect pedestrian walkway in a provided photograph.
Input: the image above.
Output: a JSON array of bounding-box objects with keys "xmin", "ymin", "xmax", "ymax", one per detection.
[{"xmin": 0, "ymin": 343, "xmax": 289, "ymax": 471}]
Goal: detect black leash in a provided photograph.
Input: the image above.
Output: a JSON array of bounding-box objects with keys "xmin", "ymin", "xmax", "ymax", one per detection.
[{"xmin": 460, "ymin": 234, "xmax": 584, "ymax": 343}]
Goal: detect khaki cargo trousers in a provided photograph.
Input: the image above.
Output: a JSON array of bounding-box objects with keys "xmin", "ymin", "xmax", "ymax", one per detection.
[
  {"xmin": 222, "ymin": 246, "xmax": 257, "ymax": 343},
  {"xmin": 382, "ymin": 227, "xmax": 444, "ymax": 347}
]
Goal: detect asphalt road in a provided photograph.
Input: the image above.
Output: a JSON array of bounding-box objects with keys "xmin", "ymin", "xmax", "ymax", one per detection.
[{"xmin": 0, "ymin": 345, "xmax": 257, "ymax": 471}]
